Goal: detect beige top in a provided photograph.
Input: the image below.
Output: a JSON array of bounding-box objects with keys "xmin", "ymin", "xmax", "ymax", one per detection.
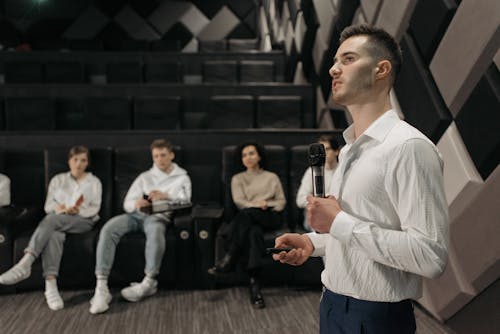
[{"xmin": 231, "ymin": 169, "xmax": 286, "ymax": 212}]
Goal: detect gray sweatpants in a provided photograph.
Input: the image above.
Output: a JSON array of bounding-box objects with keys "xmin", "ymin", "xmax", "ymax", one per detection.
[{"xmin": 25, "ymin": 213, "xmax": 95, "ymax": 277}]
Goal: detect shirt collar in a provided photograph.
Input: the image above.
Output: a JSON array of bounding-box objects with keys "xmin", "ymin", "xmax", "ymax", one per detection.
[{"xmin": 342, "ymin": 109, "xmax": 400, "ymax": 145}]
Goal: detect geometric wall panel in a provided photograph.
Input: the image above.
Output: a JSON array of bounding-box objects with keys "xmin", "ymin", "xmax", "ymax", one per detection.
[
  {"xmin": 394, "ymin": 34, "xmax": 452, "ymax": 143},
  {"xmin": 451, "ymin": 166, "xmax": 500, "ymax": 293},
  {"xmin": 375, "ymin": 0, "xmax": 417, "ymax": 42},
  {"xmin": 63, "ymin": 6, "xmax": 109, "ymax": 40},
  {"xmin": 437, "ymin": 122, "xmax": 483, "ymax": 221},
  {"xmin": 409, "ymin": 0, "xmax": 457, "ymax": 64},
  {"xmin": 429, "ymin": 0, "xmax": 500, "ymax": 115},
  {"xmin": 197, "ymin": 6, "xmax": 239, "ymax": 41},
  {"xmin": 454, "ymin": 64, "xmax": 500, "ymax": 180},
  {"xmin": 114, "ymin": 5, "xmax": 161, "ymax": 41},
  {"xmin": 312, "ymin": 0, "xmax": 337, "ymax": 46},
  {"xmin": 179, "ymin": 4, "xmax": 210, "ymax": 36},
  {"xmin": 148, "ymin": 2, "xmax": 191, "ymax": 35},
  {"xmin": 359, "ymin": 0, "xmax": 382, "ymax": 24}
]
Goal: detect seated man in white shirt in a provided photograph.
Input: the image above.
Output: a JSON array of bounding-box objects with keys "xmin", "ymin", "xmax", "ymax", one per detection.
[
  {"xmin": 0, "ymin": 173, "xmax": 10, "ymax": 207},
  {"xmin": 273, "ymin": 24, "xmax": 448, "ymax": 333},
  {"xmin": 296, "ymin": 135, "xmax": 340, "ymax": 231},
  {"xmin": 90, "ymin": 139, "xmax": 192, "ymax": 314}
]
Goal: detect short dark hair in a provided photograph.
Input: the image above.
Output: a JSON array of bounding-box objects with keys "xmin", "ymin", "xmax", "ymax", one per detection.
[
  {"xmin": 235, "ymin": 142, "xmax": 267, "ymax": 172},
  {"xmin": 318, "ymin": 135, "xmax": 340, "ymax": 151},
  {"xmin": 150, "ymin": 139, "xmax": 174, "ymax": 152},
  {"xmin": 340, "ymin": 24, "xmax": 402, "ymax": 83},
  {"xmin": 68, "ymin": 145, "xmax": 90, "ymax": 163}
]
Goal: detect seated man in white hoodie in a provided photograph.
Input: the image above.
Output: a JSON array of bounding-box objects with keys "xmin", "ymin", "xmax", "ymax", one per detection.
[{"xmin": 90, "ymin": 139, "xmax": 191, "ymax": 314}]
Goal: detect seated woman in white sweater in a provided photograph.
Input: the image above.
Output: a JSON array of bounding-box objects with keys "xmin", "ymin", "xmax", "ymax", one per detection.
[
  {"xmin": 0, "ymin": 146, "xmax": 102, "ymax": 311},
  {"xmin": 208, "ymin": 142, "xmax": 286, "ymax": 309}
]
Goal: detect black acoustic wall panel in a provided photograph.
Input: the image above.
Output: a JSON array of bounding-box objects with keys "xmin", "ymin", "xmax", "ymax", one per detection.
[
  {"xmin": 409, "ymin": 0, "xmax": 457, "ymax": 64},
  {"xmin": 394, "ymin": 34, "xmax": 452, "ymax": 143},
  {"xmin": 163, "ymin": 22, "xmax": 193, "ymax": 49},
  {"xmin": 455, "ymin": 64, "xmax": 500, "ymax": 180}
]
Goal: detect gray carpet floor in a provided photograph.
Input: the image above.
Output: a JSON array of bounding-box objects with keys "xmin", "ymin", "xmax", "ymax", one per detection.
[{"xmin": 0, "ymin": 287, "xmax": 453, "ymax": 334}]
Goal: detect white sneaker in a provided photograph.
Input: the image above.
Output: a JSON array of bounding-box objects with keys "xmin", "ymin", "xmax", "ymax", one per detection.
[
  {"xmin": 121, "ymin": 280, "xmax": 157, "ymax": 302},
  {"xmin": 45, "ymin": 289, "xmax": 64, "ymax": 311},
  {"xmin": 0, "ymin": 263, "xmax": 31, "ymax": 285},
  {"xmin": 89, "ymin": 287, "xmax": 112, "ymax": 314}
]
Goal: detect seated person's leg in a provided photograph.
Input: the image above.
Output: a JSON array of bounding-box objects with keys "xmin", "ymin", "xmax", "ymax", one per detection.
[
  {"xmin": 90, "ymin": 213, "xmax": 139, "ymax": 314},
  {"xmin": 120, "ymin": 214, "xmax": 167, "ymax": 302}
]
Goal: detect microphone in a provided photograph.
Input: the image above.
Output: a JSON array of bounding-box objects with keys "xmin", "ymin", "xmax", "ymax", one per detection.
[{"xmin": 308, "ymin": 143, "xmax": 326, "ymax": 198}]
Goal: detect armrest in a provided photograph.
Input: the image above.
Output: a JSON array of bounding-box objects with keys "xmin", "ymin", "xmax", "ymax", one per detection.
[
  {"xmin": 192, "ymin": 204, "xmax": 224, "ymax": 220},
  {"xmin": 0, "ymin": 206, "xmax": 44, "ymax": 242}
]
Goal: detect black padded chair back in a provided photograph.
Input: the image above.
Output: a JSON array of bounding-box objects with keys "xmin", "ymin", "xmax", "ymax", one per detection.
[
  {"xmin": 289, "ymin": 145, "xmax": 310, "ymax": 230},
  {"xmin": 207, "ymin": 95, "xmax": 255, "ymax": 129},
  {"xmin": 5, "ymin": 97, "xmax": 55, "ymax": 130},
  {"xmin": 133, "ymin": 96, "xmax": 182, "ymax": 130}
]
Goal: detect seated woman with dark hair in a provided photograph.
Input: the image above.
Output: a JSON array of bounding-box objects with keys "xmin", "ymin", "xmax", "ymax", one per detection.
[
  {"xmin": 0, "ymin": 146, "xmax": 102, "ymax": 311},
  {"xmin": 208, "ymin": 142, "xmax": 286, "ymax": 309}
]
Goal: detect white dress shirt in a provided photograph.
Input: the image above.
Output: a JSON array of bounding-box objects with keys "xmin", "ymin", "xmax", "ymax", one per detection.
[
  {"xmin": 45, "ymin": 172, "xmax": 102, "ymax": 220},
  {"xmin": 296, "ymin": 166, "xmax": 337, "ymax": 208},
  {"xmin": 308, "ymin": 109, "xmax": 449, "ymax": 302},
  {"xmin": 123, "ymin": 163, "xmax": 191, "ymax": 213},
  {"xmin": 0, "ymin": 173, "xmax": 10, "ymax": 206}
]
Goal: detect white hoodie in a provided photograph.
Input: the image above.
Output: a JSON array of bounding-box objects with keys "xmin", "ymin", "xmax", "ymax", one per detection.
[{"xmin": 123, "ymin": 163, "xmax": 191, "ymax": 213}]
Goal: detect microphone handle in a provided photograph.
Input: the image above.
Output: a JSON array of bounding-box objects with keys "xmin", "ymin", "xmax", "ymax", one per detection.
[{"xmin": 311, "ymin": 165, "xmax": 325, "ymax": 198}]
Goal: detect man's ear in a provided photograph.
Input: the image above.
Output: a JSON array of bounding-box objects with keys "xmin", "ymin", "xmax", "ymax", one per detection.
[{"xmin": 375, "ymin": 60, "xmax": 392, "ymax": 80}]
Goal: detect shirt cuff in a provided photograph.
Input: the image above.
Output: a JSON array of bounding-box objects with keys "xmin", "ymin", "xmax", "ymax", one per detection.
[
  {"xmin": 330, "ymin": 211, "xmax": 356, "ymax": 244},
  {"xmin": 307, "ymin": 232, "xmax": 326, "ymax": 257}
]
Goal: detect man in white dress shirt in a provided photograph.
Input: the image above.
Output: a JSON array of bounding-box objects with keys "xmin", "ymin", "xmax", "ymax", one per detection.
[
  {"xmin": 273, "ymin": 25, "xmax": 449, "ymax": 333},
  {"xmin": 90, "ymin": 139, "xmax": 191, "ymax": 314},
  {"xmin": 296, "ymin": 135, "xmax": 340, "ymax": 231}
]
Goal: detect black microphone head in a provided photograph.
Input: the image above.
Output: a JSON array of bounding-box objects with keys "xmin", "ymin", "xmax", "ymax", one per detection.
[{"xmin": 308, "ymin": 143, "xmax": 326, "ymax": 166}]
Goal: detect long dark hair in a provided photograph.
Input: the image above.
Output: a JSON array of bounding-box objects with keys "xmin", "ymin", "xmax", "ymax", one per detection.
[{"xmin": 234, "ymin": 141, "xmax": 267, "ymax": 172}]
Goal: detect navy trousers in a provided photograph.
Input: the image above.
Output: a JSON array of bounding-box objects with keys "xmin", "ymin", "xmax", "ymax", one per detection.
[{"xmin": 320, "ymin": 289, "xmax": 416, "ymax": 334}]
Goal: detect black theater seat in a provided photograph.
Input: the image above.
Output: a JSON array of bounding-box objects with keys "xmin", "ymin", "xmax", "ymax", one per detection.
[
  {"xmin": 55, "ymin": 98, "xmax": 86, "ymax": 130},
  {"xmin": 106, "ymin": 61, "xmax": 143, "ymax": 83},
  {"xmin": 12, "ymin": 147, "xmax": 114, "ymax": 290},
  {"xmin": 4, "ymin": 61, "xmax": 43, "ymax": 83},
  {"xmin": 143, "ymin": 62, "xmax": 182, "ymax": 83},
  {"xmin": 207, "ymin": 95, "xmax": 254, "ymax": 129},
  {"xmin": 150, "ymin": 39, "xmax": 181, "ymax": 52},
  {"xmin": 5, "ymin": 97, "xmax": 55, "ymax": 130},
  {"xmin": 199, "ymin": 40, "xmax": 227, "ymax": 52},
  {"xmin": 228, "ymin": 38, "xmax": 259, "ymax": 51},
  {"xmin": 45, "ymin": 61, "xmax": 85, "ymax": 83},
  {"xmin": 85, "ymin": 97, "xmax": 131, "ymax": 130},
  {"xmin": 256, "ymin": 95, "xmax": 303, "ymax": 128},
  {"xmin": 133, "ymin": 96, "xmax": 182, "ymax": 130},
  {"xmin": 289, "ymin": 145, "xmax": 309, "ymax": 231},
  {"xmin": 203, "ymin": 60, "xmax": 238, "ymax": 83},
  {"xmin": 239, "ymin": 60, "xmax": 275, "ymax": 83}
]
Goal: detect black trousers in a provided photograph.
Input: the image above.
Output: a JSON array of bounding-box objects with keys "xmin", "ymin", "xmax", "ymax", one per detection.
[
  {"xmin": 228, "ymin": 208, "xmax": 282, "ymax": 271},
  {"xmin": 320, "ymin": 289, "xmax": 416, "ymax": 334}
]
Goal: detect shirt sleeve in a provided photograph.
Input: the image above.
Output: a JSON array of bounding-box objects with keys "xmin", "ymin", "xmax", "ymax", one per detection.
[
  {"xmin": 267, "ymin": 173, "xmax": 286, "ymax": 212},
  {"xmin": 44, "ymin": 176, "xmax": 60, "ymax": 214},
  {"xmin": 0, "ymin": 175, "xmax": 10, "ymax": 206},
  {"xmin": 296, "ymin": 168, "xmax": 312, "ymax": 208},
  {"xmin": 123, "ymin": 175, "xmax": 143, "ymax": 213},
  {"xmin": 231, "ymin": 174, "xmax": 252, "ymax": 209},
  {"xmin": 330, "ymin": 139, "xmax": 449, "ymax": 279},
  {"xmin": 171, "ymin": 175, "xmax": 192, "ymax": 203},
  {"xmin": 307, "ymin": 232, "xmax": 329, "ymax": 257},
  {"xmin": 78, "ymin": 177, "xmax": 102, "ymax": 218}
]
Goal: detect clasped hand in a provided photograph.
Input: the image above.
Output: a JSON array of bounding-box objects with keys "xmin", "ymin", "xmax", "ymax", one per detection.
[
  {"xmin": 135, "ymin": 190, "xmax": 169, "ymax": 209},
  {"xmin": 305, "ymin": 194, "xmax": 342, "ymax": 233}
]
